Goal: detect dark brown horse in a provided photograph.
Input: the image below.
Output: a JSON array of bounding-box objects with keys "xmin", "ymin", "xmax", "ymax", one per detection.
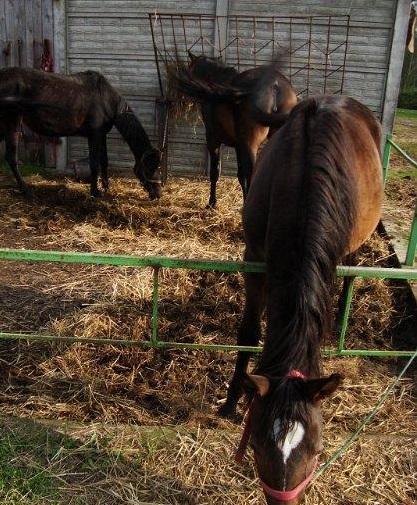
[
  {"xmin": 221, "ymin": 95, "xmax": 383, "ymax": 504},
  {"xmin": 0, "ymin": 68, "xmax": 162, "ymax": 199},
  {"xmin": 175, "ymin": 54, "xmax": 297, "ymax": 207}
]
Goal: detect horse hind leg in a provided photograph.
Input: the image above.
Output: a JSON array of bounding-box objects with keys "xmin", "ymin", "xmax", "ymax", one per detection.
[
  {"xmin": 100, "ymin": 135, "xmax": 109, "ymax": 192},
  {"xmin": 218, "ymin": 269, "xmax": 266, "ymax": 419},
  {"xmin": 235, "ymin": 143, "xmax": 256, "ymax": 201},
  {"xmin": 4, "ymin": 130, "xmax": 32, "ymax": 199},
  {"xmin": 88, "ymin": 134, "xmax": 103, "ymax": 198}
]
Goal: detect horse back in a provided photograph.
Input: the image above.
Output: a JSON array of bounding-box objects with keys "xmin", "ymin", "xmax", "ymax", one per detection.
[{"xmin": 244, "ymin": 95, "xmax": 383, "ymax": 263}]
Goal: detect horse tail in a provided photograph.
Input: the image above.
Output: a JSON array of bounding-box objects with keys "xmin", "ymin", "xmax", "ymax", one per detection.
[
  {"xmin": 174, "ymin": 68, "xmax": 250, "ymax": 103},
  {"xmin": 0, "ymin": 96, "xmax": 65, "ymax": 112}
]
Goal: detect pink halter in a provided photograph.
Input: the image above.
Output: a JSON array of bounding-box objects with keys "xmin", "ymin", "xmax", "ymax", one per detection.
[{"xmin": 235, "ymin": 369, "xmax": 318, "ymax": 502}]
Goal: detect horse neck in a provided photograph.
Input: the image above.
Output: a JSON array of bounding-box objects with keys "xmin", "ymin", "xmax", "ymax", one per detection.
[
  {"xmin": 113, "ymin": 108, "xmax": 152, "ymax": 162},
  {"xmin": 258, "ymin": 99, "xmax": 356, "ymax": 379}
]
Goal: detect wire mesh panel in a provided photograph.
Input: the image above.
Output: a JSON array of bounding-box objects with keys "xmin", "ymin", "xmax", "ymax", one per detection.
[{"xmin": 149, "ymin": 13, "xmax": 351, "ymax": 99}]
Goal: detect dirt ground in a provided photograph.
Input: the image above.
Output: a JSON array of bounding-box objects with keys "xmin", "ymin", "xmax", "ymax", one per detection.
[{"xmin": 0, "ymin": 118, "xmax": 416, "ymax": 504}]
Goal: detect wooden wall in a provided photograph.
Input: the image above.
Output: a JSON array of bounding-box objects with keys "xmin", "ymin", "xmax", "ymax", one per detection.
[{"xmin": 0, "ymin": 0, "xmax": 56, "ymax": 166}]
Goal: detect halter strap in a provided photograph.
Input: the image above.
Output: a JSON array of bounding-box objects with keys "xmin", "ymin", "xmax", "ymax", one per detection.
[
  {"xmin": 260, "ymin": 457, "xmax": 318, "ymax": 502},
  {"xmin": 235, "ymin": 369, "xmax": 316, "ymax": 502}
]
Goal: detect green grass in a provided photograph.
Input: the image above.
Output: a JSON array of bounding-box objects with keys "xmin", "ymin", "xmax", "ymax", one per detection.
[
  {"xmin": 0, "ymin": 419, "xmax": 61, "ymax": 504},
  {"xmin": 0, "ymin": 162, "xmax": 47, "ymax": 177},
  {"xmin": 396, "ymin": 108, "xmax": 417, "ymax": 120}
]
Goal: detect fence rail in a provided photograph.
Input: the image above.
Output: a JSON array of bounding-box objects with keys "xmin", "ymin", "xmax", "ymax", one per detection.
[
  {"xmin": 0, "ymin": 247, "xmax": 416, "ymax": 358},
  {"xmin": 383, "ymin": 135, "xmax": 417, "ymax": 266},
  {"xmin": 0, "ymin": 137, "xmax": 416, "ymax": 358}
]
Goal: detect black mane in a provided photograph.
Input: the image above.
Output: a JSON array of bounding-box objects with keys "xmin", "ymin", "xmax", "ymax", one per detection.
[{"xmin": 257, "ymin": 97, "xmax": 357, "ymax": 379}]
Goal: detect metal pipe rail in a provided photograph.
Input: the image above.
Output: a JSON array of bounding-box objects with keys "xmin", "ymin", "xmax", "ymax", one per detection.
[
  {"xmin": 383, "ymin": 135, "xmax": 417, "ymax": 266},
  {"xmin": 0, "ymin": 247, "xmax": 416, "ymax": 357}
]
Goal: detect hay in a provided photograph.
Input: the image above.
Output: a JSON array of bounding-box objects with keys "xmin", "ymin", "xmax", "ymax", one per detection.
[
  {"xmin": 164, "ymin": 61, "xmax": 202, "ymax": 125},
  {"xmin": 0, "ymin": 175, "xmax": 416, "ymax": 504}
]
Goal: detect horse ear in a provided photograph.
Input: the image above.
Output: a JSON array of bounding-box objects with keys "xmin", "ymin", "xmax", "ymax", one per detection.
[
  {"xmin": 243, "ymin": 374, "xmax": 271, "ymax": 397},
  {"xmin": 304, "ymin": 373, "xmax": 343, "ymax": 403}
]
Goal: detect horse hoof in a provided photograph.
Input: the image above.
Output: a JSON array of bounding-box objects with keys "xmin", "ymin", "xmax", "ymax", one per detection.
[
  {"xmin": 21, "ymin": 188, "xmax": 34, "ymax": 201},
  {"xmin": 206, "ymin": 202, "xmax": 216, "ymax": 209},
  {"xmin": 218, "ymin": 403, "xmax": 237, "ymax": 420}
]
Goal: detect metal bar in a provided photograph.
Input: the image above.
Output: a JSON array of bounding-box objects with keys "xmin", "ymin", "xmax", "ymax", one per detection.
[
  {"xmin": 382, "ymin": 134, "xmax": 392, "ymax": 183},
  {"xmin": 151, "ymin": 267, "xmax": 160, "ymax": 344},
  {"xmin": 171, "ymin": 16, "xmax": 179, "ymax": 65},
  {"xmin": 340, "ymin": 15, "xmax": 350, "ymax": 94},
  {"xmin": 199, "ymin": 16, "xmax": 204, "ymax": 54},
  {"xmin": 0, "ymin": 332, "xmax": 415, "ymax": 357},
  {"xmin": 405, "ymin": 200, "xmax": 417, "ymax": 266},
  {"xmin": 181, "ymin": 14, "xmax": 188, "ymax": 53},
  {"xmin": 388, "ymin": 137, "xmax": 417, "ymax": 169},
  {"xmin": 148, "ymin": 14, "xmax": 164, "ymax": 97},
  {"xmin": 306, "ymin": 16, "xmax": 312, "ymax": 95},
  {"xmin": 236, "ymin": 16, "xmax": 240, "ymax": 72},
  {"xmin": 324, "ymin": 16, "xmax": 331, "ymax": 94},
  {"xmin": 0, "ymin": 249, "xmax": 264, "ymax": 273},
  {"xmin": 0, "ymin": 249, "xmax": 416, "ymax": 279},
  {"xmin": 338, "ymin": 277, "xmax": 355, "ymax": 352}
]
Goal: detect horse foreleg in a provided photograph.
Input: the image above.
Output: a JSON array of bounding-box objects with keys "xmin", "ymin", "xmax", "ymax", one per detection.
[
  {"xmin": 207, "ymin": 144, "xmax": 221, "ymax": 208},
  {"xmin": 235, "ymin": 144, "xmax": 256, "ymax": 201},
  {"xmin": 88, "ymin": 134, "xmax": 102, "ymax": 197},
  {"xmin": 5, "ymin": 131, "xmax": 32, "ymax": 199},
  {"xmin": 100, "ymin": 135, "xmax": 109, "ymax": 192},
  {"xmin": 218, "ymin": 270, "xmax": 266, "ymax": 419}
]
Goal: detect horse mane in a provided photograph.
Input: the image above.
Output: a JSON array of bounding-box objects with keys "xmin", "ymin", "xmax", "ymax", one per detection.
[
  {"xmin": 257, "ymin": 97, "xmax": 357, "ymax": 379},
  {"xmin": 189, "ymin": 55, "xmax": 238, "ymax": 84},
  {"xmin": 174, "ymin": 57, "xmax": 248, "ymax": 102}
]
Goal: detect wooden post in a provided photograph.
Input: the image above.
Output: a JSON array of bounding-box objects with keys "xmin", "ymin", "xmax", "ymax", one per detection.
[
  {"xmin": 214, "ymin": 0, "xmax": 229, "ymax": 58},
  {"xmin": 208, "ymin": 0, "xmax": 229, "ymax": 176},
  {"xmin": 381, "ymin": 0, "xmax": 411, "ymax": 136},
  {"xmin": 53, "ymin": 0, "xmax": 67, "ymax": 172}
]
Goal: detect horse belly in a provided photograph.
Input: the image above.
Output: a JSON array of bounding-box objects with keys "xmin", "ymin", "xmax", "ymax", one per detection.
[
  {"xmin": 212, "ymin": 104, "xmax": 236, "ymax": 146},
  {"xmin": 23, "ymin": 113, "xmax": 84, "ymax": 137},
  {"xmin": 348, "ymin": 148, "xmax": 383, "ymax": 253}
]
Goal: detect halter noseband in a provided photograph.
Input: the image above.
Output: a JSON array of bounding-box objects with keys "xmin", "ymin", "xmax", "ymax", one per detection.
[{"xmin": 235, "ymin": 369, "xmax": 318, "ymax": 502}]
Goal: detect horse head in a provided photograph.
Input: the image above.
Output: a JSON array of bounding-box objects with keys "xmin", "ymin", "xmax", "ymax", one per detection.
[
  {"xmin": 134, "ymin": 147, "xmax": 162, "ymax": 200},
  {"xmin": 237, "ymin": 371, "xmax": 342, "ymax": 504},
  {"xmin": 251, "ymin": 62, "xmax": 298, "ymax": 118}
]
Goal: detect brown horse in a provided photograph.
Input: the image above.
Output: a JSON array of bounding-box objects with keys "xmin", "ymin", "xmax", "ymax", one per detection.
[
  {"xmin": 175, "ymin": 54, "xmax": 297, "ymax": 207},
  {"xmin": 221, "ymin": 95, "xmax": 383, "ymax": 504},
  {"xmin": 0, "ymin": 68, "xmax": 162, "ymax": 200}
]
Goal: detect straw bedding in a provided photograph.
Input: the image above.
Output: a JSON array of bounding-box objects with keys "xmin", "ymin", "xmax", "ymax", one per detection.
[{"xmin": 0, "ymin": 174, "xmax": 416, "ymax": 504}]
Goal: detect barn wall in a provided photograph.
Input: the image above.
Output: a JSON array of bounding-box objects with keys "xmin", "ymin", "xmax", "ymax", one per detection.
[
  {"xmin": 64, "ymin": 0, "xmax": 406, "ymax": 178},
  {"xmin": 0, "ymin": 0, "xmax": 57, "ymax": 165},
  {"xmin": 66, "ymin": 0, "xmax": 217, "ymax": 176}
]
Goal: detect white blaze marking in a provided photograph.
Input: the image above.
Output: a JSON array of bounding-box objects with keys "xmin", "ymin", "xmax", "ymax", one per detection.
[{"xmin": 273, "ymin": 419, "xmax": 305, "ymax": 465}]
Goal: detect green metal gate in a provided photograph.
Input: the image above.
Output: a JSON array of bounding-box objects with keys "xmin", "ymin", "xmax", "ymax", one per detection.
[{"xmin": 0, "ymin": 137, "xmax": 416, "ymax": 358}]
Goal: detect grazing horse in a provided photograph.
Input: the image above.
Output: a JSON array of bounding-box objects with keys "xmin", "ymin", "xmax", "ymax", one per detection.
[
  {"xmin": 0, "ymin": 68, "xmax": 162, "ymax": 200},
  {"xmin": 175, "ymin": 54, "xmax": 297, "ymax": 207},
  {"xmin": 221, "ymin": 95, "xmax": 383, "ymax": 504}
]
